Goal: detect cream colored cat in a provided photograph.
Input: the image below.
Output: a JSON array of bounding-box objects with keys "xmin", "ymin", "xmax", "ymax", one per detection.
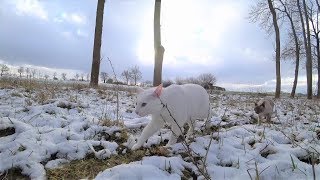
[
  {"xmin": 254, "ymin": 97, "xmax": 275, "ymax": 124},
  {"xmin": 132, "ymin": 83, "xmax": 211, "ymax": 150}
]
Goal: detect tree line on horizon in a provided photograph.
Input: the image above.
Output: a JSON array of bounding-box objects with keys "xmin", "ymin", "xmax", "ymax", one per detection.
[
  {"xmin": 0, "ymin": 63, "xmax": 143, "ymax": 85},
  {"xmin": 0, "ymin": 64, "xmax": 90, "ymax": 81}
]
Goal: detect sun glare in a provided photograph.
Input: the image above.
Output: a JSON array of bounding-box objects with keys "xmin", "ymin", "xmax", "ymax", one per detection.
[{"xmin": 136, "ymin": 1, "xmax": 242, "ymax": 67}]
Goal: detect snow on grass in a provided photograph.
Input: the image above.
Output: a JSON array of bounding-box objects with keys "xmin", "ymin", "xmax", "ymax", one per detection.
[
  {"xmin": 96, "ymin": 156, "xmax": 192, "ymax": 180},
  {"xmin": 95, "ymin": 164, "xmax": 180, "ymax": 180},
  {"xmin": 0, "ymin": 84, "xmax": 319, "ymax": 179},
  {"xmin": 0, "ymin": 87, "xmax": 129, "ymax": 179}
]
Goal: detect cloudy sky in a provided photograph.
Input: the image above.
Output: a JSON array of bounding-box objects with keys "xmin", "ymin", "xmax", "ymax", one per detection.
[{"xmin": 0, "ymin": 0, "xmax": 314, "ymax": 93}]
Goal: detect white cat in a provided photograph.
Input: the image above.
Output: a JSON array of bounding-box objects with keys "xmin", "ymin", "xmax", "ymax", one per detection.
[
  {"xmin": 254, "ymin": 97, "xmax": 275, "ymax": 124},
  {"xmin": 131, "ymin": 83, "xmax": 212, "ymax": 150}
]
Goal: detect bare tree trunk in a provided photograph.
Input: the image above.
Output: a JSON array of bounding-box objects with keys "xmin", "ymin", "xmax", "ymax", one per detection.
[
  {"xmin": 297, "ymin": 0, "xmax": 310, "ymax": 98},
  {"xmin": 315, "ymin": 2, "xmax": 320, "ymax": 98},
  {"xmin": 291, "ymin": 51, "xmax": 300, "ymax": 98},
  {"xmin": 267, "ymin": 0, "xmax": 281, "ymax": 98},
  {"xmin": 153, "ymin": 0, "xmax": 165, "ymax": 87},
  {"xmin": 314, "ymin": 0, "xmax": 320, "ymax": 98},
  {"xmin": 302, "ymin": 0, "xmax": 313, "ymax": 99},
  {"xmin": 278, "ymin": 0, "xmax": 301, "ymax": 98},
  {"xmin": 90, "ymin": 0, "xmax": 105, "ymax": 87},
  {"xmin": 309, "ymin": 3, "xmax": 320, "ymax": 98},
  {"xmin": 289, "ymin": 22, "xmax": 300, "ymax": 99},
  {"xmin": 290, "ymin": 31, "xmax": 300, "ymax": 98},
  {"xmin": 318, "ymin": 39, "xmax": 320, "ymax": 98},
  {"xmin": 316, "ymin": 30, "xmax": 320, "ymax": 98},
  {"xmin": 317, "ymin": 0, "xmax": 320, "ymax": 11}
]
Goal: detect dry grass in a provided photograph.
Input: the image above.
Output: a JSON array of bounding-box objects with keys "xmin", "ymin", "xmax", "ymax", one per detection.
[
  {"xmin": 0, "ymin": 77, "xmax": 140, "ymax": 97},
  {"xmin": 46, "ymin": 150, "xmax": 145, "ymax": 180},
  {"xmin": 100, "ymin": 118, "xmax": 125, "ymax": 128},
  {"xmin": 182, "ymin": 168, "xmax": 197, "ymax": 180},
  {"xmin": 34, "ymin": 90, "xmax": 52, "ymax": 105},
  {"xmin": 1, "ymin": 77, "xmax": 53, "ymax": 92},
  {"xmin": 100, "ymin": 130, "xmax": 129, "ymax": 144},
  {"xmin": 46, "ymin": 145, "xmax": 171, "ymax": 180},
  {"xmin": 0, "ymin": 168, "xmax": 29, "ymax": 180}
]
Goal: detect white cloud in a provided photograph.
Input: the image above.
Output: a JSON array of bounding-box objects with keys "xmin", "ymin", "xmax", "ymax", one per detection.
[
  {"xmin": 54, "ymin": 13, "xmax": 86, "ymax": 25},
  {"xmin": 76, "ymin": 29, "xmax": 88, "ymax": 37},
  {"xmin": 13, "ymin": 0, "xmax": 48, "ymax": 20},
  {"xmin": 239, "ymin": 47, "xmax": 271, "ymax": 62},
  {"xmin": 61, "ymin": 31, "xmax": 73, "ymax": 39},
  {"xmin": 53, "ymin": 17, "xmax": 63, "ymax": 23}
]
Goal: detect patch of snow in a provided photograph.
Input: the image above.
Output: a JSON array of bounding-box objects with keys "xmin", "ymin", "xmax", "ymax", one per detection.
[{"xmin": 95, "ymin": 164, "xmax": 180, "ymax": 180}]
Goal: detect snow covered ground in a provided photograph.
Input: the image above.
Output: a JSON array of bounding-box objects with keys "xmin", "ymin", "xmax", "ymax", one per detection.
[{"xmin": 0, "ymin": 84, "xmax": 319, "ymax": 180}]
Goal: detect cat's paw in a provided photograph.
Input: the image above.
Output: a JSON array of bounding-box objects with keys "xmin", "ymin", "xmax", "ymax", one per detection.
[
  {"xmin": 163, "ymin": 144, "xmax": 172, "ymax": 149},
  {"xmin": 131, "ymin": 144, "xmax": 141, "ymax": 150}
]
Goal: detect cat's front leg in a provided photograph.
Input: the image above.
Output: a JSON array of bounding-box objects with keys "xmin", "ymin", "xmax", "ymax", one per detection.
[
  {"xmin": 165, "ymin": 124, "xmax": 182, "ymax": 147},
  {"xmin": 258, "ymin": 114, "xmax": 263, "ymax": 125},
  {"xmin": 186, "ymin": 120, "xmax": 195, "ymax": 140},
  {"xmin": 132, "ymin": 116, "xmax": 164, "ymax": 150}
]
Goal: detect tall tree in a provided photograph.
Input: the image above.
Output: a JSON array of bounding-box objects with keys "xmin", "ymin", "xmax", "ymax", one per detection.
[
  {"xmin": 44, "ymin": 74, "xmax": 49, "ymax": 80},
  {"xmin": 26, "ymin": 68, "xmax": 30, "ymax": 79},
  {"xmin": 18, "ymin": 67, "xmax": 24, "ymax": 78},
  {"xmin": 277, "ymin": 0, "xmax": 301, "ymax": 98},
  {"xmin": 153, "ymin": 0, "xmax": 165, "ymax": 86},
  {"xmin": 249, "ymin": 0, "xmax": 282, "ymax": 98},
  {"xmin": 309, "ymin": 1, "xmax": 320, "ymax": 98},
  {"xmin": 121, "ymin": 69, "xmax": 131, "ymax": 85},
  {"xmin": 0, "ymin": 64, "xmax": 9, "ymax": 76},
  {"xmin": 130, "ymin": 65, "xmax": 142, "ymax": 85},
  {"xmin": 298, "ymin": 0, "xmax": 313, "ymax": 99},
  {"xmin": 61, "ymin": 73, "xmax": 67, "ymax": 81},
  {"xmin": 80, "ymin": 74, "xmax": 85, "ymax": 81},
  {"xmin": 100, "ymin": 72, "xmax": 108, "ymax": 83},
  {"xmin": 31, "ymin": 69, "xmax": 37, "ymax": 79},
  {"xmin": 86, "ymin": 73, "xmax": 90, "ymax": 81},
  {"xmin": 303, "ymin": 0, "xmax": 313, "ymax": 99},
  {"xmin": 267, "ymin": 0, "xmax": 282, "ymax": 98},
  {"xmin": 53, "ymin": 72, "xmax": 57, "ymax": 80},
  {"xmin": 90, "ymin": 0, "xmax": 105, "ymax": 87},
  {"xmin": 75, "ymin": 73, "xmax": 79, "ymax": 81},
  {"xmin": 198, "ymin": 73, "xmax": 217, "ymax": 86}
]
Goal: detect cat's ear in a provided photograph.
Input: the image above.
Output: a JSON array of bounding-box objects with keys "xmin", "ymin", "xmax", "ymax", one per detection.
[
  {"xmin": 136, "ymin": 87, "xmax": 144, "ymax": 94},
  {"xmin": 153, "ymin": 84, "xmax": 163, "ymax": 98}
]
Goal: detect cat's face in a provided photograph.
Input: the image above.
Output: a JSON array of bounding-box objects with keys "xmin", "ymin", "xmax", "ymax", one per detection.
[
  {"xmin": 254, "ymin": 102, "xmax": 265, "ymax": 114},
  {"xmin": 135, "ymin": 89, "xmax": 162, "ymax": 117}
]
